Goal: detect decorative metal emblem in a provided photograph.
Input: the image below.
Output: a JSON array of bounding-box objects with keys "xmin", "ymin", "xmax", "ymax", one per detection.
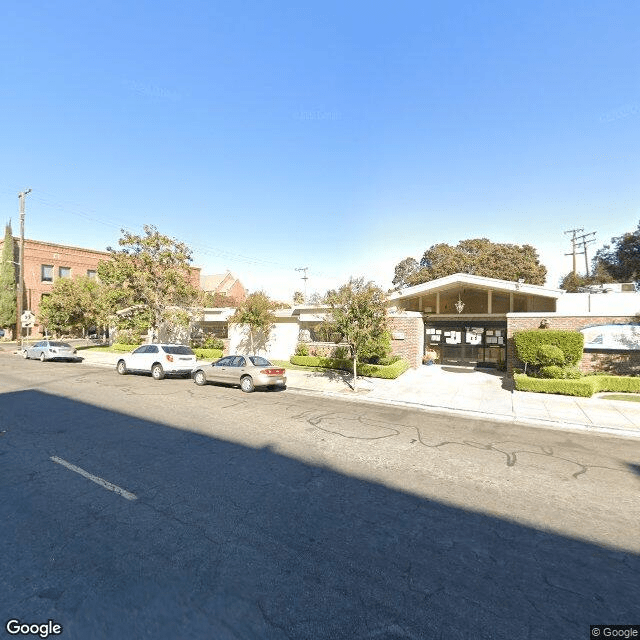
[{"xmin": 455, "ymin": 295, "xmax": 465, "ymax": 314}]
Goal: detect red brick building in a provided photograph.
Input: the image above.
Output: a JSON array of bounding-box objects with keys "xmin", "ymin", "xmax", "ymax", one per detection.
[{"xmin": 0, "ymin": 237, "xmax": 202, "ymax": 336}]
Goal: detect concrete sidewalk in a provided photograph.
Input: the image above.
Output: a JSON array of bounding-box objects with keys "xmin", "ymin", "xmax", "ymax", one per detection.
[{"xmin": 74, "ymin": 350, "xmax": 640, "ymax": 439}]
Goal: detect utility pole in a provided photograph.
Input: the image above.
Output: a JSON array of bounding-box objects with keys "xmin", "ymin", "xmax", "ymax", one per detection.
[
  {"xmin": 17, "ymin": 188, "xmax": 31, "ymax": 341},
  {"xmin": 295, "ymin": 267, "xmax": 309, "ymax": 302},
  {"xmin": 576, "ymin": 231, "xmax": 596, "ymax": 277},
  {"xmin": 564, "ymin": 228, "xmax": 584, "ymax": 277}
]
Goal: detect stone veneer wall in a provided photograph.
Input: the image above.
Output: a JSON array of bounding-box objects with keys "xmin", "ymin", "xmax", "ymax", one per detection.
[
  {"xmin": 506, "ymin": 315, "xmax": 640, "ymax": 375},
  {"xmin": 389, "ymin": 314, "xmax": 424, "ymax": 369}
]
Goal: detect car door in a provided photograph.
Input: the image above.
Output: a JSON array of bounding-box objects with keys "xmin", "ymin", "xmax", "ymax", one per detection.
[
  {"xmin": 227, "ymin": 356, "xmax": 247, "ymax": 385},
  {"xmin": 127, "ymin": 345, "xmax": 150, "ymax": 371},
  {"xmin": 208, "ymin": 356, "xmax": 235, "ymax": 384},
  {"xmin": 26, "ymin": 341, "xmax": 42, "ymax": 358}
]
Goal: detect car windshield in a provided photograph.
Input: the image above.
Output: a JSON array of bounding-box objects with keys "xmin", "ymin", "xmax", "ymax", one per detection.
[
  {"xmin": 249, "ymin": 356, "xmax": 272, "ymax": 366},
  {"xmin": 163, "ymin": 345, "xmax": 195, "ymax": 355},
  {"xmin": 49, "ymin": 342, "xmax": 71, "ymax": 348}
]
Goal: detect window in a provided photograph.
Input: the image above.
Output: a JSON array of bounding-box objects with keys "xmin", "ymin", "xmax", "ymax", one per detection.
[
  {"xmin": 59, "ymin": 267, "xmax": 71, "ymax": 278},
  {"xmin": 163, "ymin": 346, "xmax": 195, "ymax": 355},
  {"xmin": 41, "ymin": 265, "xmax": 53, "ymax": 282},
  {"xmin": 87, "ymin": 269, "xmax": 97, "ymax": 279}
]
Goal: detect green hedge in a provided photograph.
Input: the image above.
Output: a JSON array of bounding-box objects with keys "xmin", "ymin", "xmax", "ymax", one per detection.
[
  {"xmin": 289, "ymin": 355, "xmax": 410, "ymax": 379},
  {"xmin": 513, "ymin": 330, "xmax": 584, "ymax": 366},
  {"xmin": 110, "ymin": 343, "xmax": 141, "ymax": 352},
  {"xmin": 193, "ymin": 348, "xmax": 223, "ymax": 360},
  {"xmin": 514, "ymin": 373, "xmax": 640, "ymax": 397}
]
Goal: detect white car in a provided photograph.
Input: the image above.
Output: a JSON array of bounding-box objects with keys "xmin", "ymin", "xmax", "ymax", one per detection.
[{"xmin": 116, "ymin": 344, "xmax": 197, "ymax": 380}]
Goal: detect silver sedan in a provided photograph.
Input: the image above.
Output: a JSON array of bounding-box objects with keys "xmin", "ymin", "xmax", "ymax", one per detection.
[
  {"xmin": 192, "ymin": 355, "xmax": 287, "ymax": 392},
  {"xmin": 22, "ymin": 340, "xmax": 82, "ymax": 362}
]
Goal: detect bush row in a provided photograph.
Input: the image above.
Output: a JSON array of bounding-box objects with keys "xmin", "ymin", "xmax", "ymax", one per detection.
[
  {"xmin": 514, "ymin": 373, "xmax": 640, "ymax": 397},
  {"xmin": 289, "ymin": 355, "xmax": 410, "ymax": 379},
  {"xmin": 192, "ymin": 348, "xmax": 223, "ymax": 360},
  {"xmin": 110, "ymin": 343, "xmax": 141, "ymax": 352}
]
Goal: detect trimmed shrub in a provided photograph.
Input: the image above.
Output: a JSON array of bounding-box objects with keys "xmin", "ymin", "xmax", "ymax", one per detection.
[
  {"xmin": 514, "ymin": 330, "xmax": 584, "ymax": 366},
  {"xmin": 294, "ymin": 342, "xmax": 310, "ymax": 356},
  {"xmin": 192, "ymin": 348, "xmax": 223, "ymax": 360},
  {"xmin": 115, "ymin": 330, "xmax": 143, "ymax": 346},
  {"xmin": 111, "ymin": 343, "xmax": 141, "ymax": 352},
  {"xmin": 536, "ymin": 344, "xmax": 565, "ymax": 367},
  {"xmin": 589, "ymin": 375, "xmax": 640, "ymax": 394},
  {"xmin": 514, "ymin": 373, "xmax": 640, "ymax": 397},
  {"xmin": 539, "ymin": 365, "xmax": 582, "ymax": 379},
  {"xmin": 514, "ymin": 373, "xmax": 593, "ymax": 397},
  {"xmin": 289, "ymin": 355, "xmax": 410, "ymax": 379}
]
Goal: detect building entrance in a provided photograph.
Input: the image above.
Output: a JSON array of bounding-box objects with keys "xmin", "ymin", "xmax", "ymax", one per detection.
[{"xmin": 425, "ymin": 321, "xmax": 507, "ymax": 368}]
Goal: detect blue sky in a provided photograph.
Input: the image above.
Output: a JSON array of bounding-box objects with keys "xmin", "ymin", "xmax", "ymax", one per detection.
[{"xmin": 1, "ymin": 1, "xmax": 639, "ymax": 300}]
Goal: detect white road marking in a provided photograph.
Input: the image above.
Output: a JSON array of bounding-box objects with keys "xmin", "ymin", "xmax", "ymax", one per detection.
[{"xmin": 50, "ymin": 456, "xmax": 137, "ymax": 501}]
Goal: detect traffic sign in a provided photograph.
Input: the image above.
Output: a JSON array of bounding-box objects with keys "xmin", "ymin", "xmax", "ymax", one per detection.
[{"xmin": 21, "ymin": 310, "xmax": 35, "ymax": 328}]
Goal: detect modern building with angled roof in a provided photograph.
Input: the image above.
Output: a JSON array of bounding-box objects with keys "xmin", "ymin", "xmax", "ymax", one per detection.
[{"xmin": 388, "ymin": 273, "xmax": 640, "ymax": 373}]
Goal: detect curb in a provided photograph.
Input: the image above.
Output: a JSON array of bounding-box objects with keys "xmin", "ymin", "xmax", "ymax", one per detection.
[{"xmin": 285, "ymin": 387, "xmax": 640, "ymax": 441}]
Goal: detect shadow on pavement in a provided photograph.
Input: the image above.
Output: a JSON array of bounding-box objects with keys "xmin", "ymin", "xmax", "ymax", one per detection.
[{"xmin": 1, "ymin": 390, "xmax": 638, "ymax": 639}]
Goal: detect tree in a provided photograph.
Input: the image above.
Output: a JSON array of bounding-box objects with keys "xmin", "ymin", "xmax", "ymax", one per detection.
[
  {"xmin": 559, "ymin": 263, "xmax": 615, "ymax": 292},
  {"xmin": 594, "ymin": 221, "xmax": 640, "ymax": 283},
  {"xmin": 393, "ymin": 238, "xmax": 547, "ymax": 288},
  {"xmin": 293, "ymin": 291, "xmax": 305, "ymax": 304},
  {"xmin": 230, "ymin": 291, "xmax": 276, "ymax": 354},
  {"xmin": 0, "ymin": 223, "xmax": 16, "ymax": 331},
  {"xmin": 323, "ymin": 277, "xmax": 389, "ymax": 391},
  {"xmin": 392, "ymin": 257, "xmax": 419, "ymax": 289},
  {"xmin": 97, "ymin": 225, "xmax": 199, "ymax": 339},
  {"xmin": 202, "ymin": 291, "xmax": 242, "ymax": 308},
  {"xmin": 38, "ymin": 276, "xmax": 111, "ymax": 336}
]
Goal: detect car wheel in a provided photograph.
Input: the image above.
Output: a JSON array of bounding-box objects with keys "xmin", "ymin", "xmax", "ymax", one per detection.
[
  {"xmin": 240, "ymin": 376, "xmax": 255, "ymax": 393},
  {"xmin": 39, "ymin": 352, "xmax": 46, "ymax": 362},
  {"xmin": 22, "ymin": 350, "xmax": 29, "ymax": 359},
  {"xmin": 194, "ymin": 370, "xmax": 207, "ymax": 386},
  {"xmin": 151, "ymin": 363, "xmax": 165, "ymax": 380},
  {"xmin": 116, "ymin": 360, "xmax": 127, "ymax": 375}
]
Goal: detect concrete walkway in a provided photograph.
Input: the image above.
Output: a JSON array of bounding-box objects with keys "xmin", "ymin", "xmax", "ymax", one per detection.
[{"xmin": 66, "ymin": 349, "xmax": 640, "ymax": 439}]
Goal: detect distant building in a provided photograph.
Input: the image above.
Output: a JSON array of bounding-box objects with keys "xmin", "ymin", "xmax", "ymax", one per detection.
[{"xmin": 200, "ymin": 271, "xmax": 246, "ymax": 305}]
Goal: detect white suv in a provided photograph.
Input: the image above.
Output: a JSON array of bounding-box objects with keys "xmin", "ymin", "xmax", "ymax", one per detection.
[{"xmin": 116, "ymin": 344, "xmax": 197, "ymax": 380}]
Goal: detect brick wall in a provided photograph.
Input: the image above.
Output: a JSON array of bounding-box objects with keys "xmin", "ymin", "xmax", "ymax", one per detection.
[
  {"xmin": 20, "ymin": 240, "xmax": 110, "ymax": 318},
  {"xmin": 1, "ymin": 237, "xmax": 202, "ymax": 336},
  {"xmin": 389, "ymin": 315, "xmax": 424, "ymax": 369},
  {"xmin": 507, "ymin": 315, "xmax": 640, "ymax": 374}
]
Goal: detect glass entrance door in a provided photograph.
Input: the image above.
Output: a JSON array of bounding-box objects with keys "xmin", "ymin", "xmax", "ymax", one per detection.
[{"xmin": 425, "ymin": 323, "xmax": 506, "ymax": 368}]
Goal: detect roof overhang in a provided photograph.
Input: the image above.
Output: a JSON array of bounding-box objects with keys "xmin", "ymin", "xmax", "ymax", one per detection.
[{"xmin": 388, "ymin": 273, "xmax": 563, "ymax": 301}]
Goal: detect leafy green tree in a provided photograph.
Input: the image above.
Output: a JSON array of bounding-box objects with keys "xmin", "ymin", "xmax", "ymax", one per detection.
[
  {"xmin": 323, "ymin": 277, "xmax": 389, "ymax": 391},
  {"xmin": 293, "ymin": 291, "xmax": 305, "ymax": 304},
  {"xmin": 97, "ymin": 225, "xmax": 199, "ymax": 339},
  {"xmin": 0, "ymin": 223, "xmax": 16, "ymax": 331},
  {"xmin": 202, "ymin": 291, "xmax": 241, "ymax": 308},
  {"xmin": 38, "ymin": 276, "xmax": 111, "ymax": 336},
  {"xmin": 593, "ymin": 221, "xmax": 640, "ymax": 283},
  {"xmin": 392, "ymin": 257, "xmax": 420, "ymax": 289},
  {"xmin": 559, "ymin": 263, "xmax": 615, "ymax": 292},
  {"xmin": 394, "ymin": 238, "xmax": 547, "ymax": 288},
  {"xmin": 230, "ymin": 291, "xmax": 277, "ymax": 353}
]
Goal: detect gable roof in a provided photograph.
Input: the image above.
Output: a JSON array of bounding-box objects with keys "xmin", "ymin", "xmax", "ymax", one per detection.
[
  {"xmin": 388, "ymin": 273, "xmax": 564, "ymax": 301},
  {"xmin": 200, "ymin": 271, "xmax": 241, "ymax": 294}
]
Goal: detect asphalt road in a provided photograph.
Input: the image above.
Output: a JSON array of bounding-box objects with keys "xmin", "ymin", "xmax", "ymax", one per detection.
[{"xmin": 1, "ymin": 356, "xmax": 639, "ymax": 639}]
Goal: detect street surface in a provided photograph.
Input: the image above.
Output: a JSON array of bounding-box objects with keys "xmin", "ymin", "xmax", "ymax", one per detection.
[{"xmin": 1, "ymin": 355, "xmax": 639, "ymax": 639}]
